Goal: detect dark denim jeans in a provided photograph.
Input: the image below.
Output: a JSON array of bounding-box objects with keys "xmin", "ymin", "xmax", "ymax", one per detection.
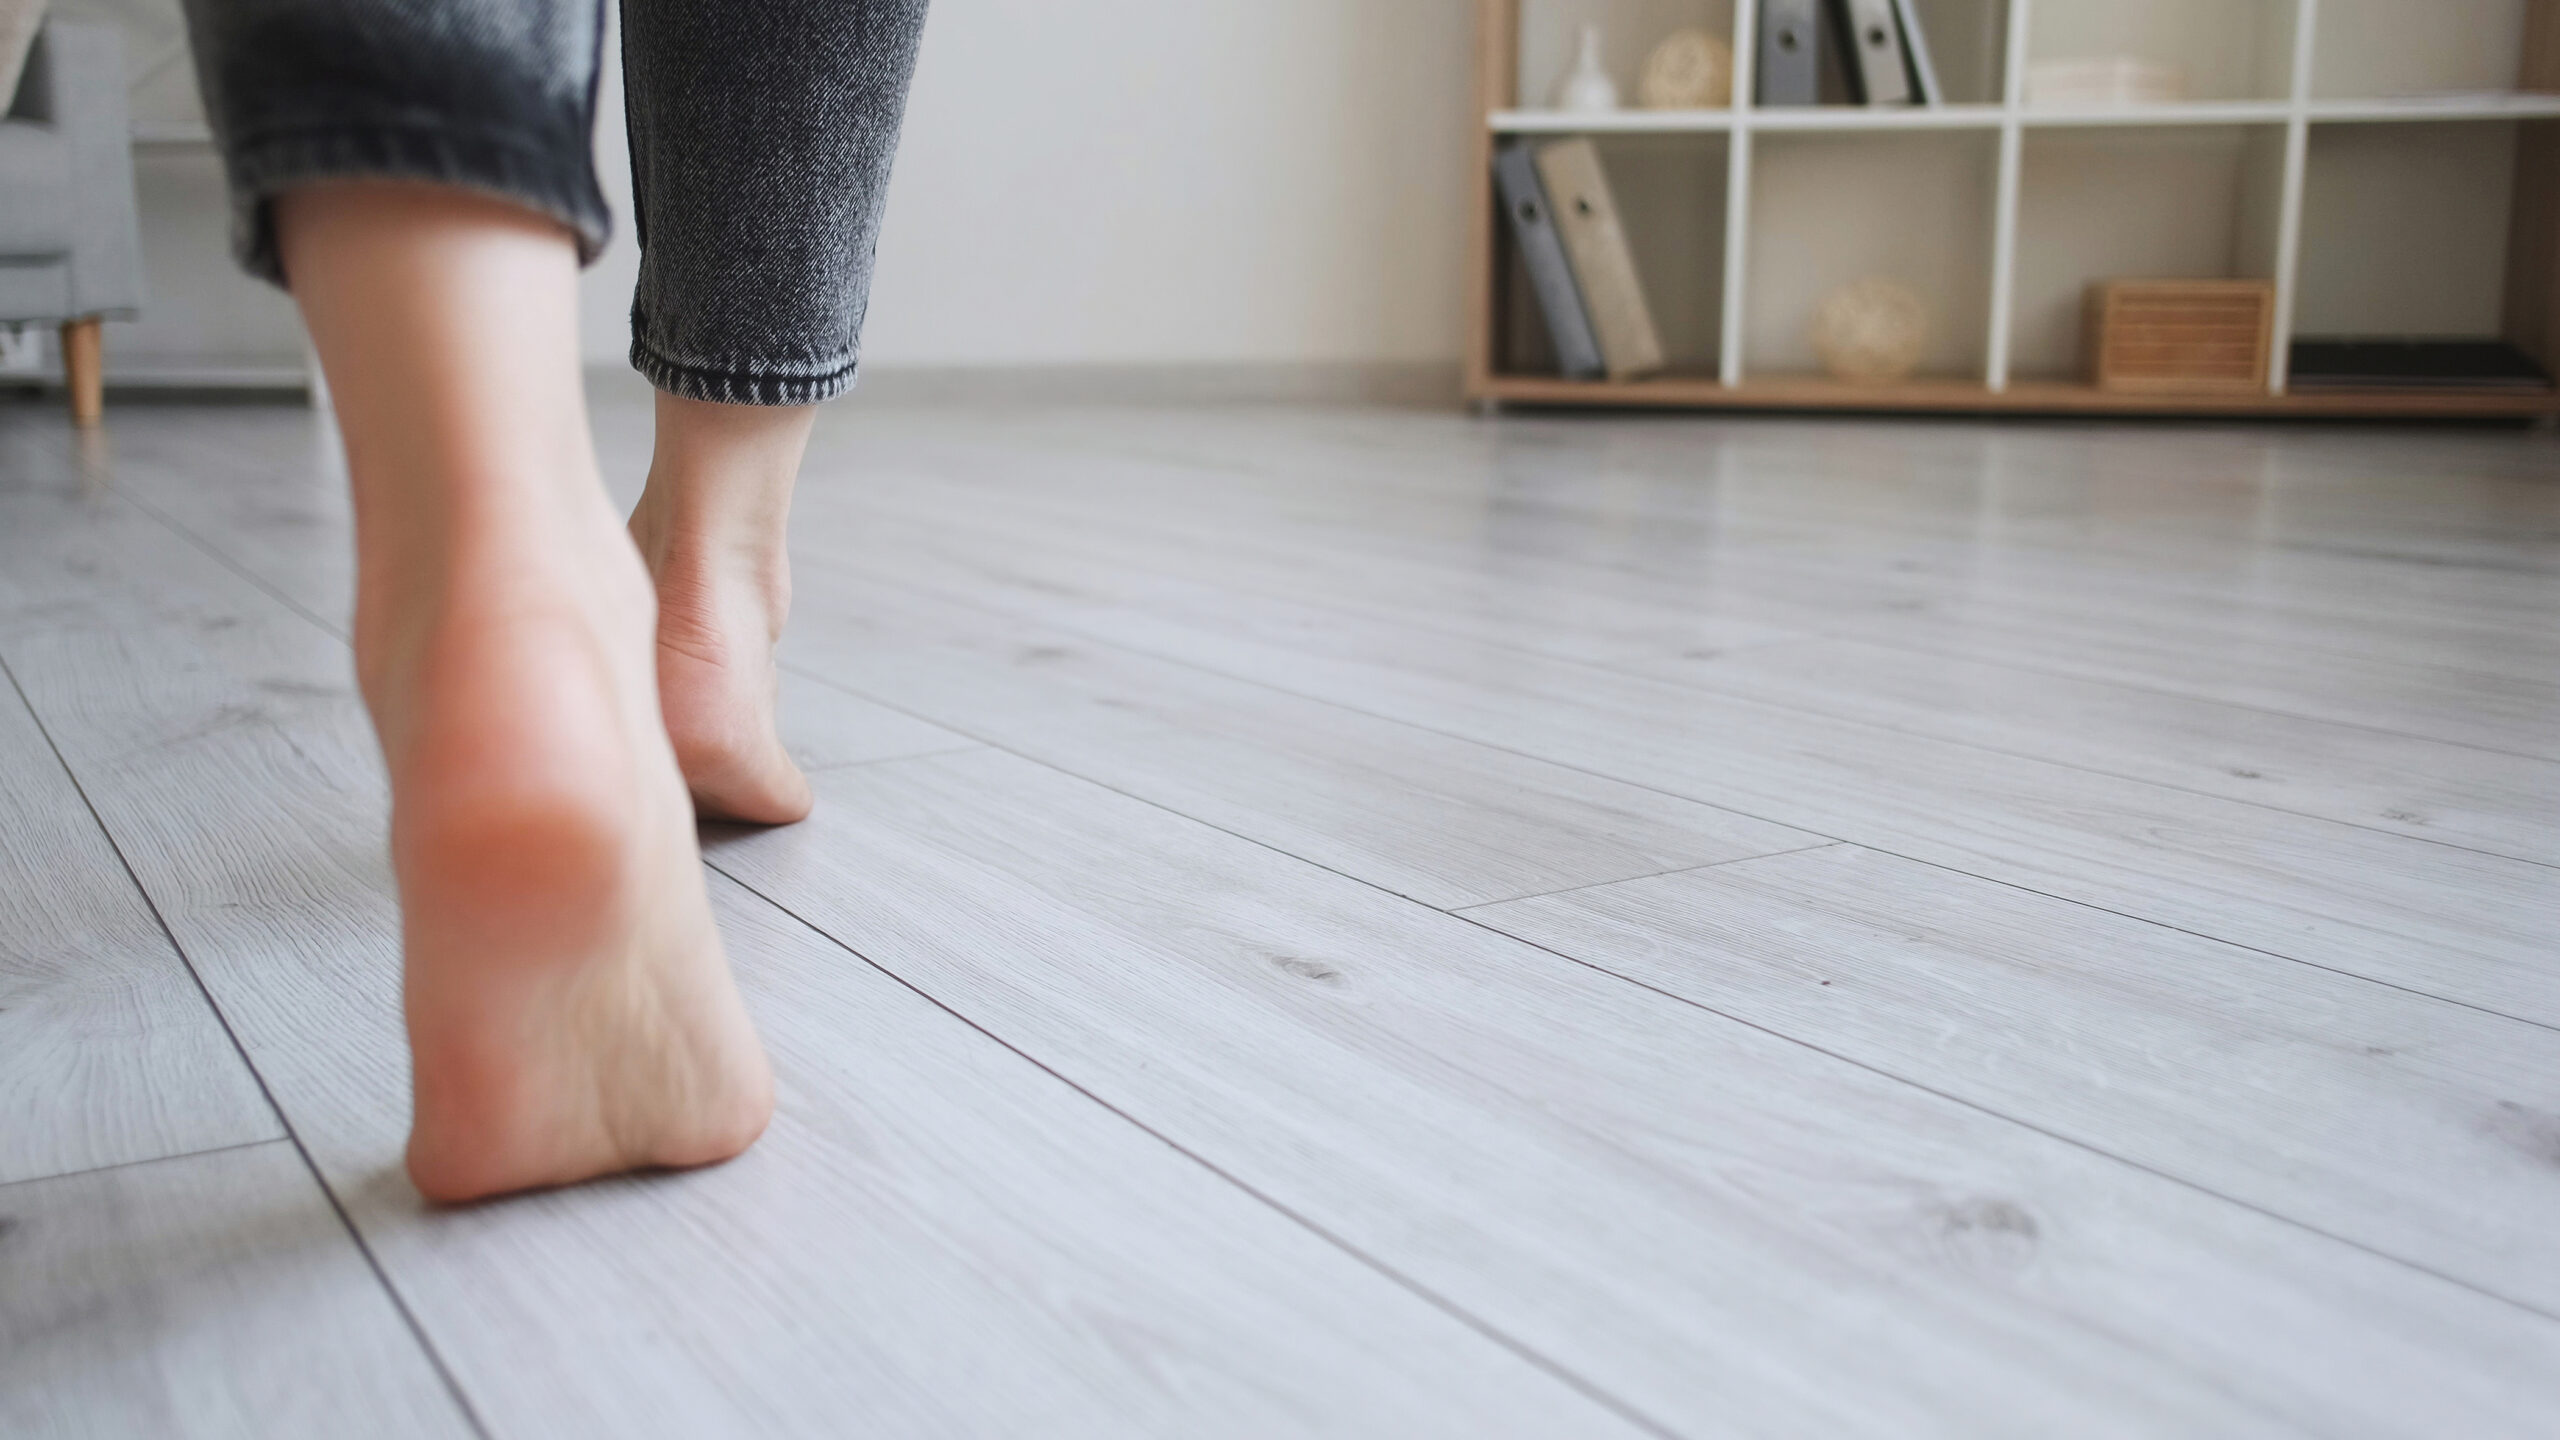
[{"xmin": 179, "ymin": 0, "xmax": 929, "ymax": 404}]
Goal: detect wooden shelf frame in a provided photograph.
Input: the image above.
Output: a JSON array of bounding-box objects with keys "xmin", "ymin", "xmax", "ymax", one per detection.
[{"xmin": 1468, "ymin": 0, "xmax": 2560, "ymax": 417}]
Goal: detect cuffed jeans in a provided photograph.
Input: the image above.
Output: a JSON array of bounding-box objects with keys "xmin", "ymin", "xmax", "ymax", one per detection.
[{"xmin": 178, "ymin": 0, "xmax": 929, "ymax": 405}]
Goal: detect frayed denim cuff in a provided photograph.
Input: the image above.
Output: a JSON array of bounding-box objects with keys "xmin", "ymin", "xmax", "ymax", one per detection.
[{"xmin": 629, "ymin": 334, "xmax": 861, "ymax": 407}]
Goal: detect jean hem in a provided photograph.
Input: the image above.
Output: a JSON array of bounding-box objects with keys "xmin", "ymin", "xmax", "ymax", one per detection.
[
  {"xmin": 630, "ymin": 339, "xmax": 859, "ymax": 407},
  {"xmin": 221, "ymin": 123, "xmax": 612, "ymax": 287}
]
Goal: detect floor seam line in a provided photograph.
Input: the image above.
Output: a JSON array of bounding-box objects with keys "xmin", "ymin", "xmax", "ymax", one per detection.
[
  {"xmin": 850, "ymin": 588, "xmax": 2560, "ymax": 1036},
  {"xmin": 701, "ymin": 857, "xmax": 1683, "ymax": 1440},
  {"xmin": 770, "ymin": 658, "xmax": 2560, "ymax": 1329},
  {"xmin": 1449, "ymin": 843, "xmax": 1848, "ymax": 912},
  {"xmin": 108, "ymin": 482, "xmax": 354, "ymax": 645},
  {"xmin": 1557, "ymin": 646, "xmax": 2560, "ymax": 873},
  {"xmin": 0, "ymin": 1136, "xmax": 292, "ymax": 1193},
  {"xmin": 0, "ymin": 648, "xmax": 494, "ymax": 1440},
  {"xmin": 808, "ymin": 497, "xmax": 2560, "ymax": 766}
]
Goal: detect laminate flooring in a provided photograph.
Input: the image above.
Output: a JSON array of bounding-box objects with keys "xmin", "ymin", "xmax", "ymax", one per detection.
[{"xmin": 4, "ymin": 388, "xmax": 2557, "ymax": 1436}]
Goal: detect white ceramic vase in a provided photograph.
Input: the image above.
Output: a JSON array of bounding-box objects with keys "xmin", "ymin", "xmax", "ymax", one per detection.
[{"xmin": 1553, "ymin": 23, "xmax": 1620, "ymax": 113}]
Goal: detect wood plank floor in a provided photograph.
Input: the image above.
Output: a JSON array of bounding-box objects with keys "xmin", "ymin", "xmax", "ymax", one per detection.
[{"xmin": 4, "ymin": 389, "xmax": 2557, "ymax": 1436}]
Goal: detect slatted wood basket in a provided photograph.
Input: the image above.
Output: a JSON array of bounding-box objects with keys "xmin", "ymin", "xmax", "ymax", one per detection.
[{"xmin": 2087, "ymin": 280, "xmax": 2276, "ymax": 395}]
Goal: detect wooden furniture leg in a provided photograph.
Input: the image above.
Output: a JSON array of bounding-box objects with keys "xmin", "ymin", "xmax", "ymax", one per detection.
[{"xmin": 60, "ymin": 317, "xmax": 103, "ymax": 426}]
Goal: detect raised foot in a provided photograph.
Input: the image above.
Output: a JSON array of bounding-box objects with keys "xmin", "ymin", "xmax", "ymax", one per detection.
[
  {"xmin": 390, "ymin": 604, "xmax": 773, "ymax": 1205},
  {"xmin": 638, "ymin": 540, "xmax": 813, "ymax": 827}
]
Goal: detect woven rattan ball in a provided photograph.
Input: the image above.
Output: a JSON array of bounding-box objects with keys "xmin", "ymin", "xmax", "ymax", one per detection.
[
  {"xmin": 1637, "ymin": 29, "xmax": 1733, "ymax": 109},
  {"xmin": 1809, "ymin": 277, "xmax": 1929, "ymax": 383}
]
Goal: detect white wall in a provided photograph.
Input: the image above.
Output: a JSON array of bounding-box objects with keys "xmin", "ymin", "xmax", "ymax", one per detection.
[{"xmin": 584, "ymin": 0, "xmax": 1478, "ymax": 372}]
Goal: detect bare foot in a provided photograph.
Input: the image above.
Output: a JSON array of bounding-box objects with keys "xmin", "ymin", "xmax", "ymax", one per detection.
[
  {"xmin": 627, "ymin": 404, "xmax": 808, "ymax": 830},
  {"xmin": 281, "ymin": 181, "xmax": 774, "ymax": 1205},
  {"xmin": 374, "ymin": 528, "xmax": 774, "ymax": 1204}
]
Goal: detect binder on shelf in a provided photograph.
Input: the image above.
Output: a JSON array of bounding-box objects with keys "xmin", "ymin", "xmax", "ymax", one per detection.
[
  {"xmin": 1759, "ymin": 0, "xmax": 1821, "ymax": 107},
  {"xmin": 1531, "ymin": 139, "xmax": 1665, "ymax": 381},
  {"xmin": 1492, "ymin": 142, "xmax": 1605, "ymax": 381},
  {"xmin": 1890, "ymin": 0, "xmax": 1942, "ymax": 104},
  {"xmin": 1829, "ymin": 0, "xmax": 1913, "ymax": 105}
]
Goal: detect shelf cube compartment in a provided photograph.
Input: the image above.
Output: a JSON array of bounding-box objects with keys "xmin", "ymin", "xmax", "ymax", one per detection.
[
  {"xmin": 2008, "ymin": 124, "xmax": 2289, "ymax": 384},
  {"xmin": 2295, "ymin": 120, "xmax": 2533, "ymax": 347},
  {"xmin": 1494, "ymin": 134, "xmax": 1733, "ymax": 380},
  {"xmin": 1743, "ymin": 129, "xmax": 1998, "ymax": 381},
  {"xmin": 2312, "ymin": 0, "xmax": 2556, "ymax": 102},
  {"xmin": 2023, "ymin": 0, "xmax": 2300, "ymax": 105}
]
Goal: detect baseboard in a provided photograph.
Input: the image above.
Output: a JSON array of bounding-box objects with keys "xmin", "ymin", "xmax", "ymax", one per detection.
[
  {"xmin": 1, "ymin": 362, "xmax": 315, "ymax": 403},
  {"xmin": 1, "ymin": 359, "xmax": 1465, "ymax": 412},
  {"xmin": 842, "ymin": 360, "xmax": 1466, "ymax": 409}
]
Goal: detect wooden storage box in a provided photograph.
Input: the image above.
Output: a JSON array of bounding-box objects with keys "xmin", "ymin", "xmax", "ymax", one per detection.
[{"xmin": 2086, "ymin": 280, "xmax": 2276, "ymax": 395}]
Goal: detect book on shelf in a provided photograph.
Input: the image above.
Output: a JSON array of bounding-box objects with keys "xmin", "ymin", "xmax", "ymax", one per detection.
[
  {"xmin": 2288, "ymin": 339, "xmax": 2555, "ymax": 393},
  {"xmin": 1493, "ymin": 142, "xmax": 1605, "ymax": 381},
  {"xmin": 1829, "ymin": 0, "xmax": 1913, "ymax": 106},
  {"xmin": 1530, "ymin": 139, "xmax": 1665, "ymax": 381}
]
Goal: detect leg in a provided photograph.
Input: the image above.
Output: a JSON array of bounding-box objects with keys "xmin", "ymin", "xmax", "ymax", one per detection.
[
  {"xmin": 627, "ymin": 393, "xmax": 816, "ymax": 824},
  {"xmin": 60, "ymin": 317, "xmax": 103, "ymax": 426},
  {"xmin": 283, "ymin": 181, "xmax": 771, "ymax": 1203},
  {"xmin": 618, "ymin": 0, "xmax": 928, "ymax": 816}
]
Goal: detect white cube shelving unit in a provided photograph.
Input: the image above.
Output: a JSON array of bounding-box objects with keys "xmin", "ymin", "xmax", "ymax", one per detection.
[{"xmin": 1466, "ymin": 0, "xmax": 2560, "ymax": 416}]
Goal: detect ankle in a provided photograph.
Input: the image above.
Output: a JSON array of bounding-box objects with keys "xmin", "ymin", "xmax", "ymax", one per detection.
[{"xmin": 632, "ymin": 506, "xmax": 791, "ymax": 635}]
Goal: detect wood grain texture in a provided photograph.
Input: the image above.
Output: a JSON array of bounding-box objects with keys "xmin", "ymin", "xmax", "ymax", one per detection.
[
  {"xmin": 773, "ymin": 669, "xmax": 977, "ymax": 774},
  {"xmin": 401, "ymin": 874, "xmax": 1638, "ymax": 1438},
  {"xmin": 710, "ymin": 748, "xmax": 2560, "ymax": 1438},
  {"xmin": 1468, "ymin": 844, "xmax": 2560, "ymax": 1314},
  {"xmin": 778, "ymin": 566, "xmax": 1823, "ymax": 908},
  {"xmin": 0, "ymin": 545, "xmax": 279, "ymax": 1186},
  {"xmin": 0, "ymin": 474, "xmax": 1640, "ymax": 1437},
  {"xmin": 1623, "ymin": 635, "xmax": 2560, "ymax": 867},
  {"xmin": 776, "ymin": 417, "xmax": 2560, "ymax": 754},
  {"xmin": 999, "ymin": 582, "xmax": 2560, "ymax": 1028},
  {"xmin": 10, "ymin": 391, "xmax": 2560, "ymax": 1435},
  {"xmin": 798, "ymin": 484, "xmax": 2560, "ymax": 859},
  {"xmin": 0, "ymin": 1142, "xmax": 469, "ymax": 1439}
]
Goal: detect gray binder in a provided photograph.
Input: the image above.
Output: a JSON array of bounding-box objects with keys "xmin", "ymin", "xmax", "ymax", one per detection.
[
  {"xmin": 1830, "ymin": 0, "xmax": 1913, "ymax": 105},
  {"xmin": 1493, "ymin": 143, "xmax": 1604, "ymax": 381},
  {"xmin": 1759, "ymin": 0, "xmax": 1820, "ymax": 107},
  {"xmin": 1533, "ymin": 139, "xmax": 1666, "ymax": 381}
]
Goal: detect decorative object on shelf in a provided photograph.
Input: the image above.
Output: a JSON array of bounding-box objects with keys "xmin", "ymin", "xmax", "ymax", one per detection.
[
  {"xmin": 1552, "ymin": 23, "xmax": 1620, "ymax": 113},
  {"xmin": 1759, "ymin": 0, "xmax": 1821, "ymax": 107},
  {"xmin": 1493, "ymin": 142, "xmax": 1606, "ymax": 381},
  {"xmin": 2289, "ymin": 338, "xmax": 2553, "ymax": 394},
  {"xmin": 1637, "ymin": 28, "xmax": 1733, "ymax": 110},
  {"xmin": 2087, "ymin": 280, "xmax": 2273, "ymax": 395},
  {"xmin": 1810, "ymin": 278, "xmax": 1928, "ymax": 382},
  {"xmin": 1533, "ymin": 138, "xmax": 1665, "ymax": 379},
  {"xmin": 1829, "ymin": 0, "xmax": 1913, "ymax": 106},
  {"xmin": 2027, "ymin": 57, "xmax": 2188, "ymax": 108}
]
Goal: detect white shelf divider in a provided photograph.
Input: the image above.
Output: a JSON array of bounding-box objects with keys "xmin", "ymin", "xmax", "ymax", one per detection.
[
  {"xmin": 2268, "ymin": 0, "xmax": 2323, "ymax": 395},
  {"xmin": 2305, "ymin": 93, "xmax": 2560, "ymax": 123},
  {"xmin": 1488, "ymin": 94, "xmax": 2560, "ymax": 135},
  {"xmin": 1721, "ymin": 0, "xmax": 1760, "ymax": 387},
  {"xmin": 1985, "ymin": 0, "xmax": 2035, "ymax": 392}
]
